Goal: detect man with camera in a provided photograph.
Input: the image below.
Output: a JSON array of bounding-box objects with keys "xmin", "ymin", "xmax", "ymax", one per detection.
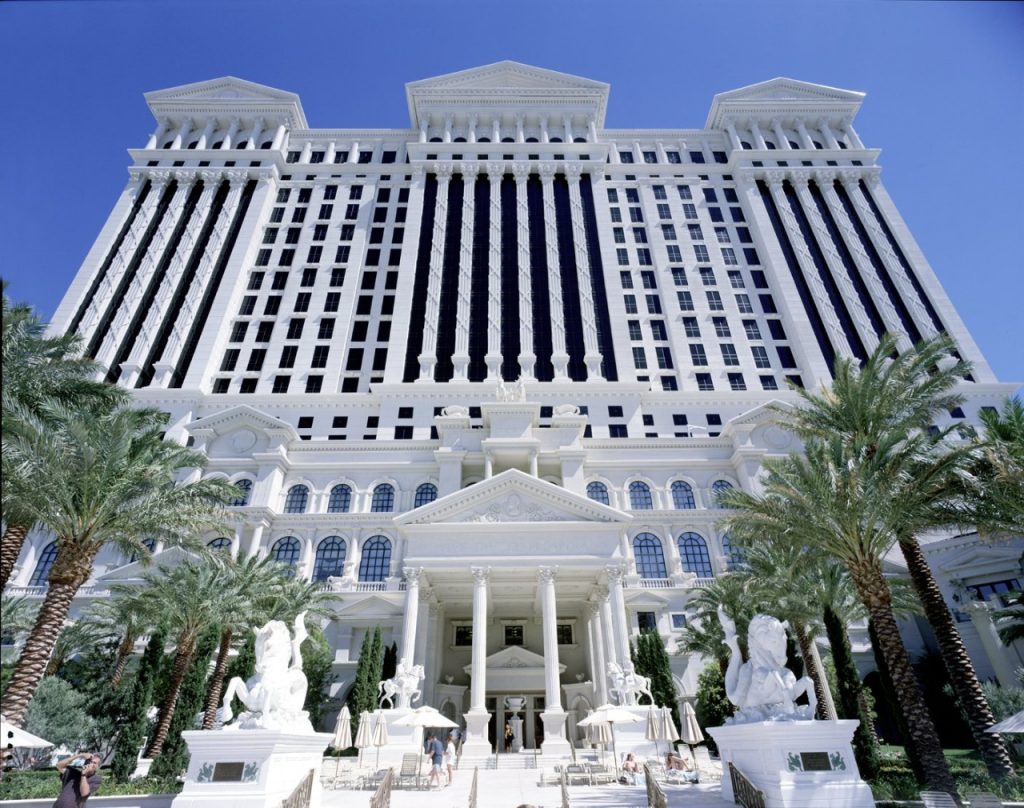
[{"xmin": 53, "ymin": 751, "xmax": 102, "ymax": 807}]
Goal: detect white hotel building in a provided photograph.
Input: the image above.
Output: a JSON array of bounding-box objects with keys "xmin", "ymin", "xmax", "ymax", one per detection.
[{"xmin": 8, "ymin": 62, "xmax": 1021, "ymax": 753}]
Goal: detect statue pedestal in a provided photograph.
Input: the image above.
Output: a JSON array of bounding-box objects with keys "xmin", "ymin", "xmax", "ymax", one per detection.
[
  {"xmin": 539, "ymin": 709, "xmax": 572, "ymax": 758},
  {"xmin": 707, "ymin": 719, "xmax": 873, "ymax": 808},
  {"xmin": 461, "ymin": 710, "xmax": 493, "ymax": 757},
  {"xmin": 509, "ymin": 716, "xmax": 523, "ymax": 752},
  {"xmin": 171, "ymin": 729, "xmax": 333, "ymax": 808}
]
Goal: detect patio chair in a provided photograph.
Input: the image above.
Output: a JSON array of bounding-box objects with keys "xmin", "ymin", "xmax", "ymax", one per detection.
[
  {"xmin": 319, "ymin": 757, "xmax": 340, "ymax": 788},
  {"xmin": 331, "ymin": 763, "xmax": 361, "ymax": 790},
  {"xmin": 920, "ymin": 792, "xmax": 959, "ymax": 808},
  {"xmin": 693, "ymin": 746, "xmax": 722, "ymax": 783},
  {"xmin": 395, "ymin": 753, "xmax": 421, "ymax": 789},
  {"xmin": 564, "ymin": 763, "xmax": 591, "ymax": 786},
  {"xmin": 587, "ymin": 763, "xmax": 617, "ymax": 785},
  {"xmin": 965, "ymin": 793, "xmax": 1005, "ymax": 808}
]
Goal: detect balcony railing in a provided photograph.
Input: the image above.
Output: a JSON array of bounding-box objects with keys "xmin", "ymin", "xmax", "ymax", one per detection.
[
  {"xmin": 624, "ymin": 576, "xmax": 716, "ymax": 591},
  {"xmin": 4, "ymin": 585, "xmax": 110, "ymax": 598},
  {"xmin": 315, "ymin": 578, "xmax": 407, "ymax": 594}
]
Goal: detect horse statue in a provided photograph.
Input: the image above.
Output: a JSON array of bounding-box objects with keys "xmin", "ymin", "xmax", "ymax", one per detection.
[
  {"xmin": 219, "ymin": 612, "xmax": 312, "ymax": 732},
  {"xmin": 606, "ymin": 661, "xmax": 654, "ymax": 706},
  {"xmin": 378, "ymin": 657, "xmax": 425, "ymax": 710},
  {"xmin": 718, "ymin": 606, "xmax": 818, "ymax": 723}
]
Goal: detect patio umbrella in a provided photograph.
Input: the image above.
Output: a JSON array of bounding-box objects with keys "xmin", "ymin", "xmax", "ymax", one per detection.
[
  {"xmin": 986, "ymin": 709, "xmax": 1024, "ymax": 735},
  {"xmin": 679, "ymin": 702, "xmax": 704, "ymax": 762},
  {"xmin": 354, "ymin": 710, "xmax": 374, "ymax": 767},
  {"xmin": 331, "ymin": 705, "xmax": 353, "ymax": 752},
  {"xmin": 1, "ymin": 717, "xmax": 54, "ymax": 750},
  {"xmin": 393, "ymin": 706, "xmax": 459, "ymax": 787},
  {"xmin": 371, "ymin": 711, "xmax": 390, "ymax": 770},
  {"xmin": 578, "ymin": 704, "xmax": 642, "ymax": 777},
  {"xmin": 645, "ymin": 708, "xmax": 665, "ymax": 758},
  {"xmin": 588, "ymin": 719, "xmax": 613, "ymax": 767}
]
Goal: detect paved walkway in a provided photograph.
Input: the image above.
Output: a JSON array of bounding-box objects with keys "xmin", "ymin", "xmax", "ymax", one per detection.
[{"xmin": 321, "ymin": 768, "xmax": 727, "ymax": 808}]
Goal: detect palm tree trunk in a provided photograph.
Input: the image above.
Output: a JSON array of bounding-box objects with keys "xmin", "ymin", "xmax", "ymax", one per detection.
[
  {"xmin": 110, "ymin": 632, "xmax": 136, "ymax": 690},
  {"xmin": 0, "ymin": 523, "xmax": 30, "ymax": 591},
  {"xmin": 0, "ymin": 544, "xmax": 93, "ymax": 726},
  {"xmin": 850, "ymin": 561, "xmax": 958, "ymax": 798},
  {"xmin": 898, "ymin": 537, "xmax": 1015, "ymax": 780},
  {"xmin": 823, "ymin": 605, "xmax": 880, "ymax": 779},
  {"xmin": 791, "ymin": 620, "xmax": 832, "ymax": 720},
  {"xmin": 202, "ymin": 629, "xmax": 233, "ymax": 729},
  {"xmin": 144, "ymin": 641, "xmax": 195, "ymax": 758}
]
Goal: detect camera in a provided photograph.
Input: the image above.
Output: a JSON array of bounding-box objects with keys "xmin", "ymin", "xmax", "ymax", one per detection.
[{"xmin": 67, "ymin": 757, "xmax": 88, "ymax": 773}]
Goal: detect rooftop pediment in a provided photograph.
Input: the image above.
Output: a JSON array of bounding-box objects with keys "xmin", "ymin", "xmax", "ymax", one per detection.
[
  {"xmin": 395, "ymin": 469, "xmax": 629, "ymax": 527},
  {"xmin": 145, "ymin": 77, "xmax": 307, "ymax": 128},
  {"xmin": 187, "ymin": 405, "xmax": 298, "ymax": 440},
  {"xmin": 97, "ymin": 545, "xmax": 199, "ymax": 582},
  {"xmin": 706, "ymin": 77, "xmax": 865, "ymax": 129}
]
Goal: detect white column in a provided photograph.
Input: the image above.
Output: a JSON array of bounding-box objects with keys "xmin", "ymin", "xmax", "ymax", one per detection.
[
  {"xmin": 606, "ymin": 565, "xmax": 634, "ymax": 703},
  {"xmin": 325, "ymin": 141, "xmax": 336, "ymax": 164},
  {"xmin": 246, "ymin": 117, "xmax": 264, "ymax": 150},
  {"xmin": 195, "ymin": 118, "xmax": 216, "ymax": 150},
  {"xmin": 589, "ymin": 602, "xmax": 609, "ymax": 705},
  {"xmin": 538, "ymin": 567, "xmax": 571, "ymax": 754},
  {"xmin": 564, "ymin": 164, "xmax": 604, "ymax": 379},
  {"xmin": 837, "ymin": 169, "xmax": 939, "ymax": 340},
  {"xmin": 512, "ymin": 164, "xmax": 536, "ymax": 379},
  {"xmin": 818, "ymin": 118, "xmax": 841, "ymax": 150},
  {"xmin": 299, "ymin": 141, "xmax": 312, "ymax": 163},
  {"xmin": 221, "ymin": 117, "xmax": 240, "ymax": 149},
  {"xmin": 348, "ymin": 142, "xmax": 360, "ymax": 163},
  {"xmin": 967, "ymin": 601, "xmax": 1020, "ymax": 689},
  {"xmin": 538, "ymin": 165, "xmax": 570, "ymax": 378},
  {"xmin": 396, "ymin": 567, "xmax": 423, "ymax": 709},
  {"xmin": 463, "ymin": 566, "xmax": 492, "ymax": 756},
  {"xmin": 840, "ymin": 117, "xmax": 865, "ymax": 149},
  {"xmin": 146, "ymin": 117, "xmax": 170, "ymax": 150},
  {"xmin": 724, "ymin": 122, "xmax": 742, "ymax": 150},
  {"xmin": 763, "ymin": 172, "xmax": 857, "ymax": 358},
  {"xmin": 419, "ymin": 116, "xmax": 428, "ymax": 143},
  {"xmin": 443, "ymin": 116, "xmax": 453, "ymax": 143},
  {"xmin": 563, "ymin": 115, "xmax": 573, "ymax": 143},
  {"xmin": 599, "ymin": 587, "xmax": 618, "ymax": 671},
  {"xmin": 790, "ymin": 172, "xmax": 880, "ymax": 353},
  {"xmin": 271, "ymin": 123, "xmax": 287, "ymax": 150},
  {"xmin": 484, "ymin": 162, "xmax": 503, "ymax": 380},
  {"xmin": 588, "ymin": 118, "xmax": 598, "ymax": 143},
  {"xmin": 515, "ymin": 114, "xmax": 525, "ymax": 144},
  {"xmin": 541, "ymin": 115, "xmax": 550, "ymax": 143},
  {"xmin": 468, "ymin": 115, "xmax": 478, "ymax": 143},
  {"xmin": 418, "ymin": 165, "xmax": 453, "ymax": 380},
  {"xmin": 423, "ymin": 601, "xmax": 441, "ymax": 706},
  {"xmin": 749, "ymin": 119, "xmax": 768, "ymax": 150},
  {"xmin": 452, "ymin": 163, "xmax": 478, "ymax": 379},
  {"xmin": 245, "ymin": 522, "xmax": 265, "ymax": 559},
  {"xmin": 772, "ymin": 118, "xmax": 789, "ymax": 150},
  {"xmin": 491, "ymin": 117, "xmax": 501, "ymax": 143},
  {"xmin": 170, "ymin": 117, "xmax": 192, "ymax": 150},
  {"xmin": 796, "ymin": 120, "xmax": 815, "ymax": 150}
]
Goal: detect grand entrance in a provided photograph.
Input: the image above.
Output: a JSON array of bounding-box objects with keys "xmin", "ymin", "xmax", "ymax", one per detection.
[{"xmin": 486, "ymin": 693, "xmax": 546, "ymax": 750}]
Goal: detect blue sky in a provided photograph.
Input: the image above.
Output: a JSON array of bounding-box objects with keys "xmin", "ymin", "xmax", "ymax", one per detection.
[{"xmin": 1, "ymin": 0, "xmax": 1021, "ymax": 382}]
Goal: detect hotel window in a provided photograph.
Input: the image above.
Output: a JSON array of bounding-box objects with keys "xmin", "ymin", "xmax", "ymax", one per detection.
[
  {"xmin": 689, "ymin": 151, "xmax": 705, "ymax": 164},
  {"xmin": 671, "ymin": 268, "xmax": 687, "ymax": 286},
  {"xmin": 286, "ymin": 319, "xmax": 304, "ymax": 340},
  {"xmin": 633, "ymin": 227, "xmax": 648, "ymax": 243},
  {"xmin": 722, "ymin": 248, "xmax": 738, "ymax": 265},
  {"xmin": 677, "ymin": 185, "xmax": 692, "ymax": 200},
  {"xmin": 628, "ymin": 320, "xmax": 643, "ymax": 340},
  {"xmin": 255, "ymin": 321, "xmax": 274, "ymax": 342},
  {"xmin": 759, "ymin": 294, "xmax": 778, "ymax": 314},
  {"xmin": 777, "ymin": 346, "xmax": 797, "ymax": 368},
  {"xmin": 689, "ymin": 344, "xmax": 708, "ymax": 366},
  {"xmin": 662, "ymin": 224, "xmax": 677, "ymax": 240},
  {"xmin": 712, "ymin": 317, "xmax": 731, "ymax": 338},
  {"xmin": 632, "ymin": 347, "xmax": 648, "ymax": 369},
  {"xmin": 311, "ymin": 346, "xmax": 330, "ymax": 368},
  {"xmin": 643, "ymin": 151, "xmax": 658, "ymax": 164},
  {"xmin": 609, "ymin": 424, "xmax": 628, "ymax": 438},
  {"xmin": 247, "ymin": 272, "xmax": 264, "ymax": 290},
  {"xmin": 751, "ymin": 346, "xmax": 771, "ymax": 368},
  {"xmin": 279, "ymin": 346, "xmax": 297, "ymax": 369},
  {"xmin": 454, "ymin": 626, "xmax": 473, "ymax": 646},
  {"xmin": 614, "ymin": 227, "xmax": 625, "ymax": 243},
  {"xmin": 246, "ymin": 349, "xmax": 266, "ymax": 372},
  {"xmin": 696, "ymin": 373, "xmax": 714, "ymax": 391},
  {"xmin": 619, "ymin": 150, "xmax": 635, "ymax": 163},
  {"xmin": 734, "ymin": 294, "xmax": 753, "ymax": 313},
  {"xmin": 371, "ymin": 484, "xmax": 395, "ymax": 512},
  {"xmin": 284, "ymin": 485, "xmax": 309, "ymax": 514},
  {"xmin": 650, "ymin": 320, "xmax": 668, "ymax": 341},
  {"xmin": 634, "ymin": 533, "xmax": 668, "ymax": 578},
  {"xmin": 359, "ymin": 536, "xmax": 392, "ymax": 582},
  {"xmin": 671, "ymin": 481, "xmax": 696, "ymax": 509},
  {"xmin": 728, "ymin": 372, "xmax": 746, "ymax": 390},
  {"xmin": 731, "ymin": 207, "xmax": 746, "ymax": 223},
  {"xmin": 727, "ymin": 270, "xmax": 745, "ymax": 289},
  {"xmin": 629, "ymin": 207, "xmax": 644, "ymax": 223},
  {"xmin": 678, "ymin": 532, "xmax": 713, "ymax": 577},
  {"xmin": 667, "ymin": 151, "xmax": 681, "ymax": 163},
  {"xmin": 715, "ymin": 227, "xmax": 731, "ymax": 244},
  {"xmin": 743, "ymin": 320, "xmax": 762, "ymax": 340},
  {"xmin": 617, "ymin": 248, "xmax": 629, "ymax": 266},
  {"xmin": 318, "ymin": 319, "xmax": 335, "ymax": 339},
  {"xmin": 637, "ymin": 249, "xmax": 653, "ymax": 265},
  {"xmin": 744, "ymin": 248, "xmax": 760, "ymax": 264},
  {"xmin": 607, "ymin": 188, "xmax": 619, "ymax": 203},
  {"xmin": 694, "ymin": 245, "xmax": 710, "ymax": 263},
  {"xmin": 414, "ymin": 483, "xmax": 438, "ymax": 507},
  {"xmin": 683, "ymin": 317, "xmax": 700, "ymax": 338},
  {"xmin": 624, "ymin": 295, "xmax": 638, "ymax": 313},
  {"xmin": 645, "ymin": 295, "xmax": 662, "ymax": 314},
  {"xmin": 657, "ymin": 203, "xmax": 671, "ymax": 220},
  {"xmin": 637, "ymin": 612, "xmax": 658, "ymax": 632},
  {"xmin": 272, "ymin": 375, "xmax": 290, "ymax": 393},
  {"xmin": 557, "ymin": 625, "xmax": 574, "ymax": 645},
  {"xmin": 640, "ymin": 270, "xmax": 657, "ymax": 289},
  {"xmin": 504, "ymin": 625, "xmax": 524, "ymax": 646},
  {"xmin": 653, "ymin": 184, "xmax": 667, "ymax": 199},
  {"xmin": 666, "ymin": 245, "xmax": 682, "ymax": 262},
  {"xmin": 610, "ymin": 208, "xmax": 622, "ymax": 222},
  {"xmin": 327, "ymin": 484, "xmax": 352, "ymax": 513},
  {"xmin": 677, "ymin": 291, "xmax": 694, "ymax": 311},
  {"xmin": 682, "ymin": 203, "xmax": 698, "ymax": 220},
  {"xmin": 707, "ymin": 291, "xmax": 724, "ymax": 310},
  {"xmin": 760, "ymin": 375, "xmax": 779, "ymax": 390},
  {"xmin": 587, "ymin": 481, "xmax": 610, "ymax": 505},
  {"xmin": 312, "ymin": 537, "xmax": 346, "ymax": 582},
  {"xmin": 655, "ymin": 347, "xmax": 674, "ymax": 369},
  {"xmin": 270, "ymin": 537, "xmax": 300, "ymax": 575}
]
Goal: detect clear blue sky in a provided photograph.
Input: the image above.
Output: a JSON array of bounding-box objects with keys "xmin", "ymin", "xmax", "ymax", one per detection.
[{"xmin": 1, "ymin": 0, "xmax": 1021, "ymax": 382}]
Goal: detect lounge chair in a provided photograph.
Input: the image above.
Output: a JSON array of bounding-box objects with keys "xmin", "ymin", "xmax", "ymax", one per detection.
[
  {"xmin": 964, "ymin": 793, "xmax": 1004, "ymax": 808},
  {"xmin": 920, "ymin": 792, "xmax": 959, "ymax": 808},
  {"xmin": 395, "ymin": 753, "xmax": 421, "ymax": 789}
]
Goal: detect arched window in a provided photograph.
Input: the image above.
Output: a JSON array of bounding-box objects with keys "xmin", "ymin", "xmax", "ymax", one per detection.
[
  {"xmin": 721, "ymin": 534, "xmax": 747, "ymax": 571},
  {"xmin": 187, "ymin": 140, "xmax": 199, "ymax": 150},
  {"xmin": 29, "ymin": 542, "xmax": 58, "ymax": 586},
  {"xmin": 765, "ymin": 141, "xmax": 776, "ymax": 150},
  {"xmin": 573, "ymin": 137, "xmax": 587, "ymax": 143},
  {"xmin": 813, "ymin": 141, "xmax": 823, "ymax": 150},
  {"xmin": 501, "ymin": 137, "xmax": 514, "ymax": 143},
  {"xmin": 629, "ymin": 481, "xmax": 654, "ymax": 510},
  {"xmin": 270, "ymin": 536, "xmax": 301, "ymax": 575},
  {"xmin": 477, "ymin": 137, "xmax": 491, "ymax": 143},
  {"xmin": 284, "ymin": 484, "xmax": 309, "ymax": 513},
  {"xmin": 633, "ymin": 533, "xmax": 668, "ymax": 579},
  {"xmin": 711, "ymin": 480, "xmax": 736, "ymax": 508},
  {"xmin": 236, "ymin": 139, "xmax": 250, "ymax": 149},
  {"xmin": 313, "ymin": 536, "xmax": 347, "ymax": 582},
  {"xmin": 212, "ymin": 141, "xmax": 223, "ymax": 149},
  {"xmin": 359, "ymin": 536, "xmax": 392, "ymax": 582},
  {"xmin": 260, "ymin": 140, "xmax": 273, "ymax": 149},
  {"xmin": 231, "ymin": 479, "xmax": 253, "ymax": 507},
  {"xmin": 525, "ymin": 137, "xmax": 539, "ymax": 143},
  {"xmin": 207, "ymin": 537, "xmax": 232, "ymax": 552},
  {"xmin": 788, "ymin": 140, "xmax": 800, "ymax": 149},
  {"xmin": 550, "ymin": 137, "xmax": 563, "ymax": 143},
  {"xmin": 671, "ymin": 480, "xmax": 696, "ymax": 509},
  {"xmin": 586, "ymin": 481, "xmax": 610, "ymax": 505},
  {"xmin": 130, "ymin": 537, "xmax": 157, "ymax": 563},
  {"xmin": 161, "ymin": 140, "xmax": 174, "ymax": 149},
  {"xmin": 429, "ymin": 137, "xmax": 443, "ymax": 143},
  {"xmin": 327, "ymin": 484, "xmax": 352, "ymax": 513},
  {"xmin": 678, "ymin": 532, "xmax": 713, "ymax": 578},
  {"xmin": 453, "ymin": 137, "xmax": 467, "ymax": 143},
  {"xmin": 414, "ymin": 483, "xmax": 437, "ymax": 507},
  {"xmin": 371, "ymin": 484, "xmax": 395, "ymax": 512},
  {"xmin": 741, "ymin": 141, "xmax": 752, "ymax": 150}
]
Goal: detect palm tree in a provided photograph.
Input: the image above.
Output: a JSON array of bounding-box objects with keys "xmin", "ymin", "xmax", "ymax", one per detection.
[
  {"xmin": 127, "ymin": 559, "xmax": 231, "ymax": 758},
  {"xmin": 0, "ymin": 595, "xmax": 37, "ymax": 645},
  {"xmin": 87, "ymin": 594, "xmax": 160, "ymax": 689},
  {"xmin": 778, "ymin": 334, "xmax": 1014, "ymax": 780},
  {"xmin": 0, "ymin": 403, "xmax": 234, "ymax": 726},
  {"xmin": 720, "ymin": 438, "xmax": 958, "ymax": 795},
  {"xmin": 44, "ymin": 618, "xmax": 115, "ymax": 677},
  {"xmin": 971, "ymin": 398, "xmax": 1024, "ymax": 534},
  {"xmin": 679, "ymin": 573, "xmax": 764, "ymax": 673},
  {"xmin": 0, "ymin": 287, "xmax": 124, "ymax": 590}
]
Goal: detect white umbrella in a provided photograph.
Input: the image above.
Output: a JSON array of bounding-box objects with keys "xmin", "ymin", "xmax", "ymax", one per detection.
[
  {"xmin": 0, "ymin": 717, "xmax": 53, "ymax": 749},
  {"xmin": 371, "ymin": 711, "xmax": 390, "ymax": 769},
  {"xmin": 986, "ymin": 709, "xmax": 1024, "ymax": 735},
  {"xmin": 354, "ymin": 710, "xmax": 374, "ymax": 767},
  {"xmin": 589, "ymin": 719, "xmax": 613, "ymax": 767},
  {"xmin": 331, "ymin": 705, "xmax": 353, "ymax": 751},
  {"xmin": 679, "ymin": 702, "xmax": 703, "ymax": 763},
  {"xmin": 662, "ymin": 707, "xmax": 681, "ymax": 744},
  {"xmin": 393, "ymin": 706, "xmax": 459, "ymax": 787},
  {"xmin": 645, "ymin": 707, "xmax": 665, "ymax": 757},
  {"xmin": 578, "ymin": 704, "xmax": 642, "ymax": 776}
]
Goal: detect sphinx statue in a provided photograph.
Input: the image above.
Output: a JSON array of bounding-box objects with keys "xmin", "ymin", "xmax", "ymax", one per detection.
[
  {"xmin": 219, "ymin": 612, "xmax": 312, "ymax": 732},
  {"xmin": 718, "ymin": 606, "xmax": 817, "ymax": 723}
]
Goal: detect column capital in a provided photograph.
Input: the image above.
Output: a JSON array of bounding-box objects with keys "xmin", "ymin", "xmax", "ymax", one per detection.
[
  {"xmin": 587, "ymin": 168, "xmax": 604, "ymax": 185},
  {"xmin": 411, "ymin": 163, "xmax": 426, "ymax": 178},
  {"xmin": 605, "ymin": 564, "xmax": 627, "ymax": 584},
  {"xmin": 485, "ymin": 160, "xmax": 505, "ymax": 178},
  {"xmin": 461, "ymin": 161, "xmax": 481, "ymax": 179},
  {"xmin": 403, "ymin": 566, "xmax": 423, "ymax": 586},
  {"xmin": 434, "ymin": 163, "xmax": 455, "ymax": 182},
  {"xmin": 198, "ymin": 169, "xmax": 223, "ymax": 185},
  {"xmin": 595, "ymin": 585, "xmax": 610, "ymax": 601},
  {"xmin": 225, "ymin": 169, "xmax": 250, "ymax": 188},
  {"xmin": 471, "ymin": 565, "xmax": 491, "ymax": 585},
  {"xmin": 511, "ymin": 163, "xmax": 531, "ymax": 182},
  {"xmin": 563, "ymin": 162, "xmax": 584, "ymax": 181},
  {"xmin": 813, "ymin": 168, "xmax": 839, "ymax": 185},
  {"xmin": 127, "ymin": 167, "xmax": 146, "ymax": 186},
  {"xmin": 538, "ymin": 163, "xmax": 558, "ymax": 183},
  {"xmin": 149, "ymin": 169, "xmax": 173, "ymax": 188},
  {"xmin": 763, "ymin": 169, "xmax": 787, "ymax": 188},
  {"xmin": 537, "ymin": 566, "xmax": 557, "ymax": 585},
  {"xmin": 863, "ymin": 166, "xmax": 882, "ymax": 187},
  {"xmin": 735, "ymin": 172, "xmax": 757, "ymax": 189},
  {"xmin": 788, "ymin": 171, "xmax": 810, "ymax": 191}
]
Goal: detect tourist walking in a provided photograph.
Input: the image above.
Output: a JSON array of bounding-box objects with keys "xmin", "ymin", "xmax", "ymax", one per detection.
[
  {"xmin": 444, "ymin": 732, "xmax": 457, "ymax": 785},
  {"xmin": 425, "ymin": 732, "xmax": 444, "ymax": 789}
]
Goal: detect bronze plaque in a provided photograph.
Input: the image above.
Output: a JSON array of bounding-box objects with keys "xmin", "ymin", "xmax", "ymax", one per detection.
[
  {"xmin": 212, "ymin": 762, "xmax": 245, "ymax": 782},
  {"xmin": 800, "ymin": 752, "xmax": 832, "ymax": 772}
]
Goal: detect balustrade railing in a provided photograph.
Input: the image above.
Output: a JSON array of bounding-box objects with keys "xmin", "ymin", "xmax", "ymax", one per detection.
[
  {"xmin": 559, "ymin": 765, "xmax": 570, "ymax": 808},
  {"xmin": 281, "ymin": 768, "xmax": 314, "ymax": 808},
  {"xmin": 468, "ymin": 766, "xmax": 479, "ymax": 808},
  {"xmin": 643, "ymin": 763, "xmax": 668, "ymax": 808},
  {"xmin": 729, "ymin": 762, "xmax": 766, "ymax": 808},
  {"xmin": 369, "ymin": 767, "xmax": 393, "ymax": 808}
]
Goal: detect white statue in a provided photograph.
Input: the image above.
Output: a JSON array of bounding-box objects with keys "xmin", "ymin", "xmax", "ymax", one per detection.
[
  {"xmin": 718, "ymin": 606, "xmax": 818, "ymax": 723},
  {"xmin": 219, "ymin": 612, "xmax": 312, "ymax": 732},
  {"xmin": 495, "ymin": 378, "xmax": 527, "ymax": 403},
  {"xmin": 553, "ymin": 403, "xmax": 580, "ymax": 416},
  {"xmin": 607, "ymin": 661, "xmax": 653, "ymax": 706},
  {"xmin": 378, "ymin": 657, "xmax": 425, "ymax": 710},
  {"xmin": 442, "ymin": 404, "xmax": 468, "ymax": 417}
]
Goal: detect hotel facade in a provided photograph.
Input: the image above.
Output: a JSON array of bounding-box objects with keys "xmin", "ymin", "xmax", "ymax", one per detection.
[{"xmin": 8, "ymin": 62, "xmax": 1020, "ymax": 754}]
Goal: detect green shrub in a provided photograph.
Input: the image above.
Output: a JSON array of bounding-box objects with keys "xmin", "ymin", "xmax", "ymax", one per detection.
[
  {"xmin": 0, "ymin": 770, "xmax": 182, "ymax": 800},
  {"xmin": 868, "ymin": 752, "xmax": 1024, "ymax": 800},
  {"xmin": 693, "ymin": 663, "xmax": 733, "ymax": 754}
]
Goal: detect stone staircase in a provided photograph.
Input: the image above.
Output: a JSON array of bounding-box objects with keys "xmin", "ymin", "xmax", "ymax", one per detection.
[{"xmin": 493, "ymin": 751, "xmax": 539, "ymax": 769}]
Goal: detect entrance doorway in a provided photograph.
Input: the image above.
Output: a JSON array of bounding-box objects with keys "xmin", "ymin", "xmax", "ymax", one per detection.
[{"xmin": 486, "ymin": 693, "xmax": 544, "ymax": 751}]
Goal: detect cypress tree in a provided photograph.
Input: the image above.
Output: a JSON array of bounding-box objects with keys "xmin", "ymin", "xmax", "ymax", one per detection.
[
  {"xmin": 346, "ymin": 630, "xmax": 373, "ymax": 736},
  {"xmin": 150, "ymin": 629, "xmax": 218, "ymax": 780},
  {"xmin": 637, "ymin": 632, "xmax": 681, "ymax": 730},
  {"xmin": 382, "ymin": 641, "xmax": 398, "ymax": 682},
  {"xmin": 111, "ymin": 626, "xmax": 167, "ymax": 782}
]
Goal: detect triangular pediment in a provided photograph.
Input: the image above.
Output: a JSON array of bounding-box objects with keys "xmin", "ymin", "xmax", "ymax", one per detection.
[
  {"xmin": 408, "ymin": 61, "xmax": 608, "ymax": 93},
  {"xmin": 186, "ymin": 405, "xmax": 298, "ymax": 440},
  {"xmin": 470, "ymin": 645, "xmax": 562, "ymax": 673},
  {"xmin": 937, "ymin": 544, "xmax": 1023, "ymax": 575},
  {"xmin": 706, "ymin": 77, "xmax": 864, "ymax": 129},
  {"xmin": 96, "ymin": 546, "xmax": 199, "ymax": 582},
  {"xmin": 145, "ymin": 77, "xmax": 307, "ymax": 128},
  {"xmin": 395, "ymin": 469, "xmax": 630, "ymax": 526},
  {"xmin": 332, "ymin": 594, "xmax": 402, "ymax": 617},
  {"xmin": 146, "ymin": 76, "xmax": 301, "ymax": 104}
]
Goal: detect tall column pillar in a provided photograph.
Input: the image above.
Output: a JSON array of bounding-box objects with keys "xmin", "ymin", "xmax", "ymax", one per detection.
[
  {"xmin": 818, "ymin": 118, "xmax": 841, "ymax": 150},
  {"xmin": 606, "ymin": 565, "xmax": 635, "ymax": 704},
  {"xmin": 967, "ymin": 601, "xmax": 1021, "ymax": 689},
  {"xmin": 541, "ymin": 115, "xmax": 550, "ymax": 143},
  {"xmin": 484, "ymin": 162, "xmax": 504, "ymax": 379},
  {"xmin": 588, "ymin": 118, "xmax": 598, "ymax": 143},
  {"xmin": 418, "ymin": 165, "xmax": 453, "ymax": 380},
  {"xmin": 840, "ymin": 117, "xmax": 865, "ymax": 149},
  {"xmin": 538, "ymin": 567, "xmax": 571, "ymax": 755},
  {"xmin": 348, "ymin": 142, "xmax": 360, "ymax": 163},
  {"xmin": 463, "ymin": 566, "xmax": 492, "ymax": 756},
  {"xmin": 563, "ymin": 115, "xmax": 573, "ymax": 143},
  {"xmin": 423, "ymin": 602, "xmax": 441, "ymax": 707},
  {"xmin": 196, "ymin": 118, "xmax": 216, "ymax": 150},
  {"xmin": 271, "ymin": 123, "xmax": 287, "ymax": 150},
  {"xmin": 246, "ymin": 117, "xmax": 264, "ymax": 150},
  {"xmin": 299, "ymin": 141, "xmax": 312, "ymax": 163},
  {"xmin": 396, "ymin": 567, "xmax": 423, "ymax": 709},
  {"xmin": 725, "ymin": 122, "xmax": 742, "ymax": 150},
  {"xmin": 796, "ymin": 120, "xmax": 815, "ymax": 150},
  {"xmin": 564, "ymin": 163, "xmax": 604, "ymax": 379},
  {"xmin": 221, "ymin": 117, "xmax": 240, "ymax": 149},
  {"xmin": 146, "ymin": 117, "xmax": 170, "ymax": 150},
  {"xmin": 771, "ymin": 118, "xmax": 789, "ymax": 150},
  {"xmin": 512, "ymin": 164, "xmax": 536, "ymax": 379},
  {"xmin": 749, "ymin": 119, "xmax": 767, "ymax": 150},
  {"xmin": 539, "ymin": 165, "xmax": 570, "ymax": 378},
  {"xmin": 468, "ymin": 115, "xmax": 478, "ymax": 143},
  {"xmin": 245, "ymin": 522, "xmax": 265, "ymax": 559},
  {"xmin": 515, "ymin": 114, "xmax": 525, "ymax": 144},
  {"xmin": 170, "ymin": 117, "xmax": 192, "ymax": 150},
  {"xmin": 418, "ymin": 117, "xmax": 428, "ymax": 143},
  {"xmin": 443, "ymin": 116, "xmax": 453, "ymax": 143},
  {"xmin": 589, "ymin": 602, "xmax": 609, "ymax": 705},
  {"xmin": 452, "ymin": 163, "xmax": 478, "ymax": 379},
  {"xmin": 491, "ymin": 117, "xmax": 501, "ymax": 143}
]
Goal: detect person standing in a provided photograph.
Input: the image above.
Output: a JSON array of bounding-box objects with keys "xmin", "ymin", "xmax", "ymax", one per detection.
[
  {"xmin": 425, "ymin": 732, "xmax": 444, "ymax": 789},
  {"xmin": 53, "ymin": 752, "xmax": 102, "ymax": 807},
  {"xmin": 444, "ymin": 732, "xmax": 457, "ymax": 786},
  {"xmin": 503, "ymin": 722, "xmax": 513, "ymax": 752}
]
